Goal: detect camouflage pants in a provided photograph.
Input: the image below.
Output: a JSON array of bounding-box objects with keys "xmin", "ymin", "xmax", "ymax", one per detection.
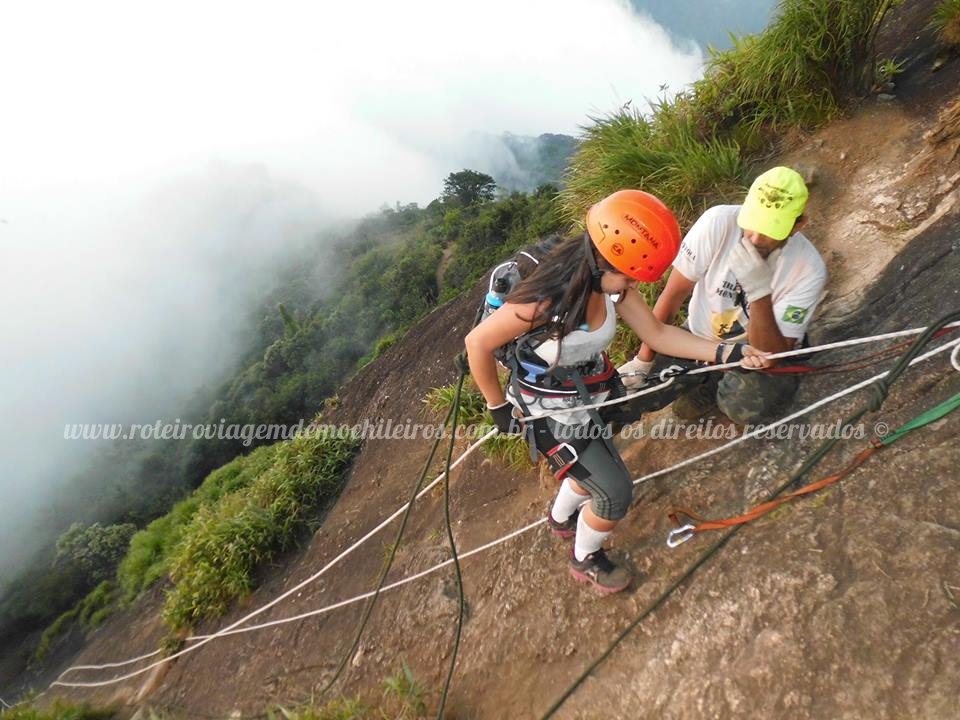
[{"xmin": 715, "ymin": 367, "xmax": 801, "ymax": 424}]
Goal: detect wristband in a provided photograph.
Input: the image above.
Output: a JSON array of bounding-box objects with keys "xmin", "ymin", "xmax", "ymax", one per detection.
[{"xmin": 715, "ymin": 343, "xmax": 745, "ymax": 364}]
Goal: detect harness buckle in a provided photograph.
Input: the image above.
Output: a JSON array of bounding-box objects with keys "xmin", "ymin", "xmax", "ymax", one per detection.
[
  {"xmin": 666, "ymin": 524, "xmax": 696, "ymax": 548},
  {"xmin": 545, "ymin": 442, "xmax": 580, "ymax": 479},
  {"xmin": 519, "ymin": 359, "xmax": 548, "ymax": 381}
]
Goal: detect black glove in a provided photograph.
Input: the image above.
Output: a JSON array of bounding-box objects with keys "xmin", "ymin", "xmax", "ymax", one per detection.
[{"xmin": 489, "ymin": 402, "xmax": 523, "ymax": 435}]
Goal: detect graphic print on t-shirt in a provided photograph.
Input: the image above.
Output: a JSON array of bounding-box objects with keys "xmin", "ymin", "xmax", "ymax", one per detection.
[{"xmin": 710, "ymin": 307, "xmax": 747, "ymax": 341}]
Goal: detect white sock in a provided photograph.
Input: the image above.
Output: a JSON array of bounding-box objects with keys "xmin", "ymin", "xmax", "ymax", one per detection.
[
  {"xmin": 574, "ymin": 510, "xmax": 612, "ymax": 562},
  {"xmin": 550, "ymin": 478, "xmax": 589, "ymax": 524}
]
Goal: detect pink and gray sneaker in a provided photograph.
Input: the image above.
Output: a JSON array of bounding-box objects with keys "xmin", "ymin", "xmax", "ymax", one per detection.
[{"xmin": 569, "ymin": 548, "xmax": 631, "ymax": 594}]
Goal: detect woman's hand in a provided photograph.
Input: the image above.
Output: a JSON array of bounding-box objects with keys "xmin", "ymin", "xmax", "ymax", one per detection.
[
  {"xmin": 488, "ymin": 402, "xmax": 524, "ymax": 435},
  {"xmin": 739, "ymin": 344, "xmax": 773, "ymax": 369}
]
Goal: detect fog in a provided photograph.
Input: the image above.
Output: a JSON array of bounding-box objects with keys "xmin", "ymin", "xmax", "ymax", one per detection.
[{"xmin": 0, "ymin": 0, "xmax": 773, "ymax": 584}]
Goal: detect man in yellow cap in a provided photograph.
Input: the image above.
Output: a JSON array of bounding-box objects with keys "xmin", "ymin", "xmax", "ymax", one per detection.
[{"xmin": 617, "ymin": 166, "xmax": 827, "ymax": 423}]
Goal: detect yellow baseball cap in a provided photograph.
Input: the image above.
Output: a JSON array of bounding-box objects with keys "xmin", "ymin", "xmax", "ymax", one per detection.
[{"xmin": 737, "ymin": 166, "xmax": 809, "ymax": 241}]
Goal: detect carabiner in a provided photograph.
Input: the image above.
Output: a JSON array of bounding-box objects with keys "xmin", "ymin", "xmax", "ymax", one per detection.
[
  {"xmin": 666, "ymin": 524, "xmax": 696, "ymax": 548},
  {"xmin": 659, "ymin": 364, "xmax": 686, "ymax": 382}
]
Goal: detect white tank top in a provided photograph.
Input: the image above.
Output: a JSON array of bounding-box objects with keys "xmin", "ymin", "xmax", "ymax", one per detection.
[
  {"xmin": 507, "ymin": 294, "xmax": 617, "ymax": 426},
  {"xmin": 532, "ymin": 294, "xmax": 617, "ymax": 365}
]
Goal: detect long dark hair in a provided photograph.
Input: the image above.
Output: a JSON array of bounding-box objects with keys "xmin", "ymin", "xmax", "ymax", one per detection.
[{"xmin": 506, "ymin": 232, "xmax": 599, "ymax": 339}]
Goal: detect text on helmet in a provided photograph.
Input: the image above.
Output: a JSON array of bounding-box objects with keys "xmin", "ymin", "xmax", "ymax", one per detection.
[{"xmin": 622, "ymin": 213, "xmax": 660, "ymax": 249}]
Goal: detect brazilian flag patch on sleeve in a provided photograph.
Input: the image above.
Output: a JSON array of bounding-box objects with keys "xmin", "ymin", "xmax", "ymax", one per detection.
[{"xmin": 782, "ymin": 305, "xmax": 809, "ymax": 324}]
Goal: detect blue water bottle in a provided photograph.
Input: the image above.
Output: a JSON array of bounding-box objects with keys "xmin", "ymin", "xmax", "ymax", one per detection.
[
  {"xmin": 480, "ymin": 261, "xmax": 518, "ymax": 321},
  {"xmin": 484, "ymin": 277, "xmax": 510, "ymax": 314}
]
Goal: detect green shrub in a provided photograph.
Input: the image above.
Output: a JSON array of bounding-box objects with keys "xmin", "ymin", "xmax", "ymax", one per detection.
[
  {"xmin": 162, "ymin": 434, "xmax": 359, "ymax": 628},
  {"xmin": 32, "ymin": 608, "xmax": 78, "ymax": 664},
  {"xmin": 31, "ymin": 581, "xmax": 118, "ymax": 664},
  {"xmin": 77, "ymin": 581, "xmax": 115, "ymax": 630},
  {"xmin": 54, "ymin": 522, "xmax": 136, "ymax": 586},
  {"xmin": 438, "ymin": 189, "xmax": 565, "ymax": 301},
  {"xmin": 358, "ymin": 328, "xmax": 410, "ymax": 370},
  {"xmin": 695, "ymin": 0, "xmax": 900, "ymax": 134},
  {"xmin": 560, "ymin": 0, "xmax": 900, "ymax": 225},
  {"xmin": 561, "ymin": 103, "xmax": 746, "ymax": 228},
  {"xmin": 118, "ymin": 444, "xmax": 282, "ymax": 600}
]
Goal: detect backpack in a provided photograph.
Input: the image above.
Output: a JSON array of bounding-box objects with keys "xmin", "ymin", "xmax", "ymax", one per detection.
[{"xmin": 473, "ymin": 239, "xmax": 622, "ymax": 403}]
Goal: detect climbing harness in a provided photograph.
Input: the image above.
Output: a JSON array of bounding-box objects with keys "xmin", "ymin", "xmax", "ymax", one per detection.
[{"xmin": 505, "ymin": 329, "xmax": 624, "ymax": 464}]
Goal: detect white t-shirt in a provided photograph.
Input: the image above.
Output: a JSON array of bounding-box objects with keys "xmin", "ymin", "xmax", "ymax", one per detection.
[
  {"xmin": 506, "ymin": 294, "xmax": 616, "ymax": 426},
  {"xmin": 673, "ymin": 205, "xmax": 827, "ymax": 342}
]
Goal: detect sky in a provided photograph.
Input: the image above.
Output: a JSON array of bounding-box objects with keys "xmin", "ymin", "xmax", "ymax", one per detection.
[{"xmin": 0, "ymin": 0, "xmax": 774, "ymax": 583}]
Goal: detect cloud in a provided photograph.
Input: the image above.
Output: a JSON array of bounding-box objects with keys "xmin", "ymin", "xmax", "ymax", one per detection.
[
  {"xmin": 0, "ymin": 161, "xmax": 330, "ymax": 580},
  {"xmin": 342, "ymin": 1, "xmax": 704, "ymax": 189},
  {"xmin": 1, "ymin": 0, "xmax": 703, "ymax": 210},
  {"xmin": 0, "ymin": 0, "xmax": 704, "ymax": 580}
]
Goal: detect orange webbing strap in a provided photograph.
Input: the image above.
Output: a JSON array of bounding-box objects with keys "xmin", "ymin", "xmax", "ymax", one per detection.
[{"xmin": 667, "ymin": 442, "xmax": 881, "ymax": 546}]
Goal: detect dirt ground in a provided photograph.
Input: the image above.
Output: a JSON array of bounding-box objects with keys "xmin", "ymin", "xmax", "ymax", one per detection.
[{"xmin": 29, "ymin": 2, "xmax": 960, "ymax": 718}]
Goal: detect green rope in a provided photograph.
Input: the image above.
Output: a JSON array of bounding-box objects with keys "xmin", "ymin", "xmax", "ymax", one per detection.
[
  {"xmin": 878, "ymin": 392, "xmax": 960, "ymax": 447},
  {"xmin": 540, "ymin": 310, "xmax": 960, "ymax": 719},
  {"xmin": 436, "ymin": 366, "xmax": 468, "ymax": 719}
]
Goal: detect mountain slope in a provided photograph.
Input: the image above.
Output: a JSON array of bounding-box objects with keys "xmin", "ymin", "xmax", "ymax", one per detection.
[{"xmin": 36, "ymin": 7, "xmax": 960, "ymax": 719}]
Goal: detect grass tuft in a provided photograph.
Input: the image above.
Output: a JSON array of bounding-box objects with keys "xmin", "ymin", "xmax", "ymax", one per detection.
[
  {"xmin": 931, "ymin": 0, "xmax": 960, "ymax": 46},
  {"xmin": 559, "ymin": 0, "xmax": 900, "ymax": 226},
  {"xmin": 424, "ymin": 382, "xmax": 529, "ymax": 469},
  {"xmin": 117, "ymin": 443, "xmax": 284, "ymax": 601},
  {"xmin": 0, "ymin": 701, "xmax": 114, "ymax": 720}
]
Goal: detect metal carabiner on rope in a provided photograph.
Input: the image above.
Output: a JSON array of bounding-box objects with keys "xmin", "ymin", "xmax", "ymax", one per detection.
[
  {"xmin": 659, "ymin": 364, "xmax": 687, "ymax": 382},
  {"xmin": 666, "ymin": 524, "xmax": 696, "ymax": 548}
]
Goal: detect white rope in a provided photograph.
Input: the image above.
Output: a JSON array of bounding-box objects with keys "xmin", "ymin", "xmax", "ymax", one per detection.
[
  {"xmin": 169, "ymin": 336, "xmax": 960, "ymax": 641},
  {"xmin": 631, "ymin": 335, "xmax": 960, "ymax": 484},
  {"xmin": 52, "ymin": 430, "xmax": 497, "ymax": 686},
  {"xmin": 698, "ymin": 320, "xmax": 960, "ymax": 367},
  {"xmin": 52, "ymin": 337, "xmax": 960, "ymax": 689},
  {"xmin": 952, "ymin": 342, "xmax": 960, "ymax": 373},
  {"xmin": 57, "ymin": 648, "xmax": 165, "ymax": 673},
  {"xmin": 519, "ymin": 320, "xmax": 960, "ymax": 421}
]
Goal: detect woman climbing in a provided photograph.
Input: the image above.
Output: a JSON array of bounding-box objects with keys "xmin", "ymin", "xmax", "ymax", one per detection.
[{"xmin": 464, "ymin": 190, "xmax": 769, "ymax": 593}]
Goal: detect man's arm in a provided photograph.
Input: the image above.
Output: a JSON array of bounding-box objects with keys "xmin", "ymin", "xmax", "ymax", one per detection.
[
  {"xmin": 636, "ymin": 269, "xmax": 695, "ymax": 362},
  {"xmin": 744, "ymin": 297, "xmax": 796, "ymax": 355}
]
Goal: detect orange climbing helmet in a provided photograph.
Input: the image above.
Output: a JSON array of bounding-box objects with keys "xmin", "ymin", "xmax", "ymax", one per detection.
[{"xmin": 585, "ymin": 189, "xmax": 682, "ymax": 282}]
